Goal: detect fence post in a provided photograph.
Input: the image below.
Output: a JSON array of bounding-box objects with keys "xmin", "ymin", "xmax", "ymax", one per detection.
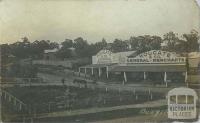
[
  {"xmin": 8, "ymin": 94, "xmax": 11, "ymax": 102},
  {"xmin": 23, "ymin": 116, "xmax": 25, "ymax": 123},
  {"xmin": 118, "ymin": 87, "xmax": 121, "ymax": 93},
  {"xmin": 30, "ymin": 118, "xmax": 33, "ymax": 123},
  {"xmin": 119, "ymin": 96, "xmax": 122, "ymax": 101},
  {"xmin": 133, "ymin": 88, "xmax": 135, "ymax": 95},
  {"xmin": 13, "ymin": 98, "xmax": 16, "ymax": 105},
  {"xmin": 148, "ymin": 88, "xmax": 151, "ymax": 95},
  {"xmin": 103, "ymin": 99, "xmax": 106, "ymax": 104},
  {"xmin": 4, "ymin": 92, "xmax": 7, "ymax": 99},
  {"xmin": 150, "ymin": 93, "xmax": 153, "ymax": 100},
  {"xmin": 19, "ymin": 103, "xmax": 22, "ymax": 111}
]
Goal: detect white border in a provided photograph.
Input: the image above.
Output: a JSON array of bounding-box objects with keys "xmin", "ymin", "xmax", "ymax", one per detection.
[{"xmin": 196, "ymin": 0, "xmax": 200, "ymax": 7}]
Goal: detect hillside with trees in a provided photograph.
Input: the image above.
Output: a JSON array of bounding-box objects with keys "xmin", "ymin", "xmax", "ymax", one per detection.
[
  {"xmin": 1, "ymin": 30, "xmax": 199, "ymax": 61},
  {"xmin": 0, "ymin": 30, "xmax": 199, "ymax": 79}
]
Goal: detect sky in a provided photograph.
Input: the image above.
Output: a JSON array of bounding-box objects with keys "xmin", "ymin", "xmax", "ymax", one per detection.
[{"xmin": 0, "ymin": 0, "xmax": 200, "ymax": 44}]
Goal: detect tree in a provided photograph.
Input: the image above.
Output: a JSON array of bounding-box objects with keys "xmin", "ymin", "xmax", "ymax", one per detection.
[
  {"xmin": 111, "ymin": 39, "xmax": 128, "ymax": 52},
  {"xmin": 30, "ymin": 40, "xmax": 59, "ymax": 59},
  {"xmin": 92, "ymin": 38, "xmax": 107, "ymax": 54},
  {"xmin": 163, "ymin": 32, "xmax": 179, "ymax": 52},
  {"xmin": 61, "ymin": 39, "xmax": 73, "ymax": 49},
  {"xmin": 183, "ymin": 30, "xmax": 199, "ymax": 52},
  {"xmin": 173, "ymin": 40, "xmax": 187, "ymax": 53},
  {"xmin": 1, "ymin": 44, "xmax": 12, "ymax": 78},
  {"xmin": 73, "ymin": 37, "xmax": 90, "ymax": 57},
  {"xmin": 55, "ymin": 39, "xmax": 74, "ymax": 60},
  {"xmin": 149, "ymin": 36, "xmax": 162, "ymax": 50},
  {"xmin": 9, "ymin": 37, "xmax": 31, "ymax": 58},
  {"xmin": 96, "ymin": 38, "xmax": 107, "ymax": 49},
  {"xmin": 129, "ymin": 36, "xmax": 139, "ymax": 50},
  {"xmin": 56, "ymin": 48, "xmax": 72, "ymax": 60},
  {"xmin": 8, "ymin": 37, "xmax": 59, "ymax": 59}
]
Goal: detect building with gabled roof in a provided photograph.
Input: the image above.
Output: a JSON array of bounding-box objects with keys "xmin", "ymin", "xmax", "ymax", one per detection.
[{"xmin": 79, "ymin": 49, "xmax": 187, "ymax": 85}]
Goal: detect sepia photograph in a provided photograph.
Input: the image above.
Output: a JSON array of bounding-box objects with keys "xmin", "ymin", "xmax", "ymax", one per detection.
[{"xmin": 0, "ymin": 0, "xmax": 200, "ymax": 122}]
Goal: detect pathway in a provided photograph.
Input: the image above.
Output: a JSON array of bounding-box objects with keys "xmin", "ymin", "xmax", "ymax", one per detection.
[{"xmin": 36, "ymin": 99, "xmax": 167, "ymax": 118}]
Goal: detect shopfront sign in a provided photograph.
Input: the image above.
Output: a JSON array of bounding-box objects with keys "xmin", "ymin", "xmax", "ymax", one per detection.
[
  {"xmin": 96, "ymin": 50, "xmax": 112, "ymax": 64},
  {"xmin": 127, "ymin": 50, "xmax": 186, "ymax": 64}
]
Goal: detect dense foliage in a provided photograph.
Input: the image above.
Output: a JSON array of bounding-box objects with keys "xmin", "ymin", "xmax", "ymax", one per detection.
[
  {"xmin": 1, "ymin": 30, "xmax": 199, "ymax": 60},
  {"xmin": 0, "ymin": 30, "xmax": 199, "ymax": 78}
]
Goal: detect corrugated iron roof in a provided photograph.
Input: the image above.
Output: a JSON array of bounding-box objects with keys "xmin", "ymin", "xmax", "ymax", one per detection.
[
  {"xmin": 113, "ymin": 50, "xmax": 136, "ymax": 57},
  {"xmin": 110, "ymin": 64, "xmax": 186, "ymax": 72},
  {"xmin": 44, "ymin": 48, "xmax": 59, "ymax": 53},
  {"xmin": 80, "ymin": 63, "xmax": 116, "ymax": 68}
]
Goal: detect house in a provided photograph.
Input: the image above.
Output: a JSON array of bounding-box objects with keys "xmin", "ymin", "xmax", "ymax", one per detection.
[{"xmin": 43, "ymin": 48, "xmax": 59, "ymax": 60}]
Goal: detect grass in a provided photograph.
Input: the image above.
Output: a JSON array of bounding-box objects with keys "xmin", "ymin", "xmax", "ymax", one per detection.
[{"xmin": 2, "ymin": 85, "xmax": 165, "ymax": 122}]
